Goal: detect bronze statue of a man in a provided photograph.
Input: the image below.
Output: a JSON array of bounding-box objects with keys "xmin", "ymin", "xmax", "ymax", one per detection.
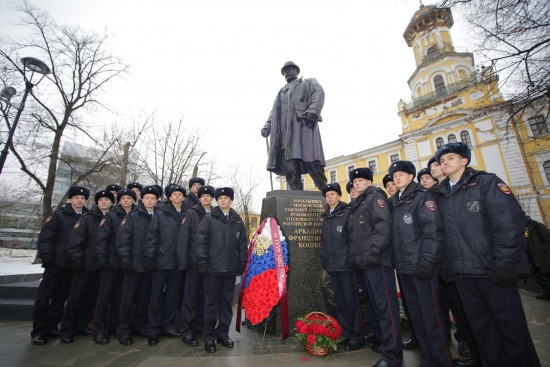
[{"xmin": 261, "ymin": 61, "xmax": 327, "ymax": 191}]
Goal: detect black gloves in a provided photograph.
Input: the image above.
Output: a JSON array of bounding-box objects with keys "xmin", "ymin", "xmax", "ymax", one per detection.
[
  {"xmin": 119, "ymin": 257, "xmax": 133, "ymax": 271},
  {"xmin": 260, "ymin": 127, "xmax": 270, "ymax": 138},
  {"xmin": 41, "ymin": 257, "xmax": 54, "ymax": 268},
  {"xmin": 70, "ymin": 258, "xmax": 84, "ymax": 272},
  {"xmin": 199, "ymin": 264, "xmax": 211, "ymax": 277},
  {"xmin": 490, "ymin": 266, "xmax": 517, "ymax": 287},
  {"xmin": 416, "ymin": 261, "xmax": 437, "ymax": 280},
  {"xmin": 364, "ymin": 247, "xmax": 381, "ymax": 267},
  {"xmin": 143, "ymin": 257, "xmax": 155, "ymax": 271}
]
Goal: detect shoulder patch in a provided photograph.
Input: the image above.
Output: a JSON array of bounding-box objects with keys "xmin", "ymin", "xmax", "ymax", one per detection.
[
  {"xmin": 44, "ymin": 216, "xmax": 52, "ymax": 224},
  {"xmin": 120, "ymin": 218, "xmax": 127, "ymax": 227},
  {"xmin": 497, "ymin": 182, "xmax": 511, "ymax": 195},
  {"xmin": 99, "ymin": 218, "xmax": 106, "ymax": 227},
  {"xmin": 424, "ymin": 201, "xmax": 437, "ymax": 211},
  {"xmin": 376, "ymin": 199, "xmax": 386, "ymax": 208}
]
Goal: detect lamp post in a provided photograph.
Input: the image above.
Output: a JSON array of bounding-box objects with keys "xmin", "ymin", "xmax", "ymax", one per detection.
[{"xmin": 0, "ymin": 57, "xmax": 51, "ymax": 175}]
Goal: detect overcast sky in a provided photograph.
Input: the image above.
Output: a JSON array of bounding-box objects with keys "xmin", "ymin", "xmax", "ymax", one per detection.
[{"xmin": 0, "ymin": 0, "xmax": 471, "ymax": 208}]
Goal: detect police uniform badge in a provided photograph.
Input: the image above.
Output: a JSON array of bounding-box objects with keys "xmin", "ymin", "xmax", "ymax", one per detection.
[
  {"xmin": 73, "ymin": 221, "xmax": 81, "ymax": 229},
  {"xmin": 403, "ymin": 214, "xmax": 413, "ymax": 224},
  {"xmin": 376, "ymin": 199, "xmax": 386, "ymax": 208},
  {"xmin": 424, "ymin": 201, "xmax": 436, "ymax": 211},
  {"xmin": 99, "ymin": 218, "xmax": 106, "ymax": 227},
  {"xmin": 497, "ymin": 183, "xmax": 511, "ymax": 195}
]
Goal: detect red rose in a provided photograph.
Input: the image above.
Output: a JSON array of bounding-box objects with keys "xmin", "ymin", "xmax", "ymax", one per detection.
[{"xmin": 307, "ymin": 335, "xmax": 316, "ymax": 345}]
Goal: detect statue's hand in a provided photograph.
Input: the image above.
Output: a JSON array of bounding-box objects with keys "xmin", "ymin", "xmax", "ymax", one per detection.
[
  {"xmin": 304, "ymin": 112, "xmax": 318, "ymax": 122},
  {"xmin": 261, "ymin": 127, "xmax": 270, "ymax": 137}
]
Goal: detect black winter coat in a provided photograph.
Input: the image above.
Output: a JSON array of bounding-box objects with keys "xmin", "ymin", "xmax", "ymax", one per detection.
[
  {"xmin": 183, "ymin": 193, "xmax": 200, "ymax": 211},
  {"xmin": 143, "ymin": 203, "xmax": 187, "ymax": 271},
  {"xmin": 348, "ymin": 186, "xmax": 393, "ymax": 269},
  {"xmin": 433, "ymin": 168, "xmax": 529, "ymax": 277},
  {"xmin": 37, "ymin": 204, "xmax": 89, "ymax": 268},
  {"xmin": 177, "ymin": 204, "xmax": 209, "ymax": 267},
  {"xmin": 392, "ymin": 182, "xmax": 444, "ymax": 275},
  {"xmin": 196, "ymin": 207, "xmax": 248, "ymax": 275},
  {"xmin": 67, "ymin": 205, "xmax": 106, "ymax": 271},
  {"xmin": 96, "ymin": 204, "xmax": 133, "ymax": 268},
  {"xmin": 321, "ymin": 201, "xmax": 354, "ymax": 272},
  {"xmin": 116, "ymin": 202, "xmax": 155, "ymax": 272}
]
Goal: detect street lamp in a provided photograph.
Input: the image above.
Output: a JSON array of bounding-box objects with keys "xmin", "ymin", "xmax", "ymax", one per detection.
[{"xmin": 0, "ymin": 57, "xmax": 51, "ymax": 175}]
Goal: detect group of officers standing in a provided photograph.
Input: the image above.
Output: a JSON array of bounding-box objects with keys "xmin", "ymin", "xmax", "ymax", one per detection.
[
  {"xmin": 320, "ymin": 141, "xmax": 541, "ymax": 367},
  {"xmin": 31, "ymin": 177, "xmax": 248, "ymax": 354}
]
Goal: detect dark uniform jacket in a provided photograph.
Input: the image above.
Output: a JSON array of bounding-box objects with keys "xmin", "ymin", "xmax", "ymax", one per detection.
[
  {"xmin": 116, "ymin": 202, "xmax": 156, "ymax": 272},
  {"xmin": 321, "ymin": 201, "xmax": 354, "ymax": 272},
  {"xmin": 67, "ymin": 205, "xmax": 106, "ymax": 271},
  {"xmin": 96, "ymin": 204, "xmax": 133, "ymax": 268},
  {"xmin": 526, "ymin": 218, "xmax": 550, "ymax": 274},
  {"xmin": 143, "ymin": 203, "xmax": 186, "ymax": 271},
  {"xmin": 196, "ymin": 207, "xmax": 248, "ymax": 276},
  {"xmin": 37, "ymin": 204, "xmax": 89, "ymax": 268},
  {"xmin": 433, "ymin": 168, "xmax": 529, "ymax": 277},
  {"xmin": 392, "ymin": 182, "xmax": 444, "ymax": 275},
  {"xmin": 348, "ymin": 186, "xmax": 393, "ymax": 269},
  {"xmin": 183, "ymin": 193, "xmax": 200, "ymax": 211},
  {"xmin": 177, "ymin": 204, "xmax": 209, "ymax": 267}
]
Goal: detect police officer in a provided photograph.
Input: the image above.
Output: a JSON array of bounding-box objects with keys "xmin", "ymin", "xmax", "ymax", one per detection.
[
  {"xmin": 348, "ymin": 168, "xmax": 403, "ymax": 367},
  {"xmin": 60, "ymin": 190, "xmax": 114, "ymax": 344},
  {"xmin": 143, "ymin": 184, "xmax": 187, "ymax": 346},
  {"xmin": 196, "ymin": 187, "xmax": 248, "ymax": 353},
  {"xmin": 116, "ymin": 185, "xmax": 160, "ymax": 346},
  {"xmin": 434, "ymin": 142, "xmax": 541, "ymax": 367},
  {"xmin": 382, "ymin": 174, "xmax": 398, "ymax": 199},
  {"xmin": 416, "ymin": 167, "xmax": 438, "ymax": 190},
  {"xmin": 184, "ymin": 177, "xmax": 205, "ymax": 210},
  {"xmin": 321, "ymin": 183, "xmax": 363, "ymax": 351},
  {"xmin": 389, "ymin": 160, "xmax": 453, "ymax": 367},
  {"xmin": 179, "ymin": 185, "xmax": 215, "ymax": 347},
  {"xmin": 31, "ymin": 186, "xmax": 90, "ymax": 345},
  {"xmin": 93, "ymin": 189, "xmax": 136, "ymax": 344},
  {"xmin": 127, "ymin": 182, "xmax": 143, "ymax": 202}
]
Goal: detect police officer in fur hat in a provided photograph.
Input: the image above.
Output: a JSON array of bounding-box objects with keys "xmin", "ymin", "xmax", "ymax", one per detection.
[{"xmin": 184, "ymin": 177, "xmax": 205, "ymax": 210}]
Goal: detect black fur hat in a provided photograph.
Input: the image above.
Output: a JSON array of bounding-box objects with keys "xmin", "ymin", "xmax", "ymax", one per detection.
[
  {"xmin": 345, "ymin": 181, "xmax": 353, "ymax": 194},
  {"xmin": 167, "ymin": 184, "xmax": 186, "ymax": 197},
  {"xmin": 141, "ymin": 185, "xmax": 160, "ymax": 199},
  {"xmin": 116, "ymin": 189, "xmax": 137, "ymax": 202},
  {"xmin": 94, "ymin": 190, "xmax": 114, "ymax": 204},
  {"xmin": 322, "ymin": 183, "xmax": 342, "ymax": 197},
  {"xmin": 105, "ymin": 184, "xmax": 122, "ymax": 192},
  {"xmin": 349, "ymin": 167, "xmax": 373, "ymax": 181},
  {"xmin": 152, "ymin": 184, "xmax": 163, "ymax": 197},
  {"xmin": 198, "ymin": 185, "xmax": 215, "ymax": 198},
  {"xmin": 436, "ymin": 142, "xmax": 471, "ymax": 166},
  {"xmin": 417, "ymin": 167, "xmax": 436, "ymax": 182},
  {"xmin": 215, "ymin": 187, "xmax": 234, "ymax": 201},
  {"xmin": 188, "ymin": 177, "xmax": 205, "ymax": 188},
  {"xmin": 68, "ymin": 186, "xmax": 90, "ymax": 200},
  {"xmin": 427, "ymin": 156, "xmax": 437, "ymax": 169},
  {"xmin": 126, "ymin": 182, "xmax": 143, "ymax": 191},
  {"xmin": 382, "ymin": 174, "xmax": 394, "ymax": 189},
  {"xmin": 388, "ymin": 160, "xmax": 416, "ymax": 178}
]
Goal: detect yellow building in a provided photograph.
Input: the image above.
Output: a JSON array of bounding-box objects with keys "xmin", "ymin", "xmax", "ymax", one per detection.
[{"xmin": 281, "ymin": 5, "xmax": 550, "ymax": 225}]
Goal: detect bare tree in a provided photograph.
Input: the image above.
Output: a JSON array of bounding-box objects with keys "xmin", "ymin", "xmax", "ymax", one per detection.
[
  {"xmin": 227, "ymin": 164, "xmax": 262, "ymax": 238},
  {"xmin": 0, "ymin": 0, "xmax": 127, "ymax": 220},
  {"xmin": 438, "ymin": 0, "xmax": 550, "ymax": 118}
]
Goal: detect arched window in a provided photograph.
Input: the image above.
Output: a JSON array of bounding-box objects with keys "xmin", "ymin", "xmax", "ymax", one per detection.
[
  {"xmin": 544, "ymin": 161, "xmax": 550, "ymax": 182},
  {"xmin": 460, "ymin": 130, "xmax": 472, "ymax": 147},
  {"xmin": 434, "ymin": 74, "xmax": 446, "ymax": 96},
  {"xmin": 436, "ymin": 137, "xmax": 444, "ymax": 149},
  {"xmin": 427, "ymin": 46, "xmax": 437, "ymax": 61},
  {"xmin": 448, "ymin": 134, "xmax": 457, "ymax": 143}
]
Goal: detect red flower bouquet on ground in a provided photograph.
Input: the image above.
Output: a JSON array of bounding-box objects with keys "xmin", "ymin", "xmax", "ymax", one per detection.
[{"xmin": 294, "ymin": 312, "xmax": 344, "ymax": 356}]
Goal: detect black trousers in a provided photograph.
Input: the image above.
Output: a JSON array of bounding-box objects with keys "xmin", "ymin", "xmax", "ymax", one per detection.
[
  {"xmin": 356, "ymin": 271, "xmax": 381, "ymax": 339},
  {"xmin": 454, "ymin": 278, "xmax": 541, "ymax": 367},
  {"xmin": 181, "ymin": 265, "xmax": 205, "ymax": 337},
  {"xmin": 399, "ymin": 275, "xmax": 453, "ymax": 367},
  {"xmin": 148, "ymin": 269, "xmax": 183, "ymax": 337},
  {"xmin": 31, "ymin": 267, "xmax": 73, "ymax": 338},
  {"xmin": 118, "ymin": 271, "xmax": 152, "ymax": 338},
  {"xmin": 203, "ymin": 274, "xmax": 235, "ymax": 343},
  {"xmin": 93, "ymin": 269, "xmax": 123, "ymax": 336},
  {"xmin": 330, "ymin": 271, "xmax": 363, "ymax": 344},
  {"xmin": 60, "ymin": 270, "xmax": 99, "ymax": 338},
  {"xmin": 362, "ymin": 266, "xmax": 403, "ymax": 366}
]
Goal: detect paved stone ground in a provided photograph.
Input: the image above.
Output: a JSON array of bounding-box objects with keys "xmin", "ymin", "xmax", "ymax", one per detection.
[{"xmin": 0, "ymin": 290, "xmax": 548, "ymax": 367}]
